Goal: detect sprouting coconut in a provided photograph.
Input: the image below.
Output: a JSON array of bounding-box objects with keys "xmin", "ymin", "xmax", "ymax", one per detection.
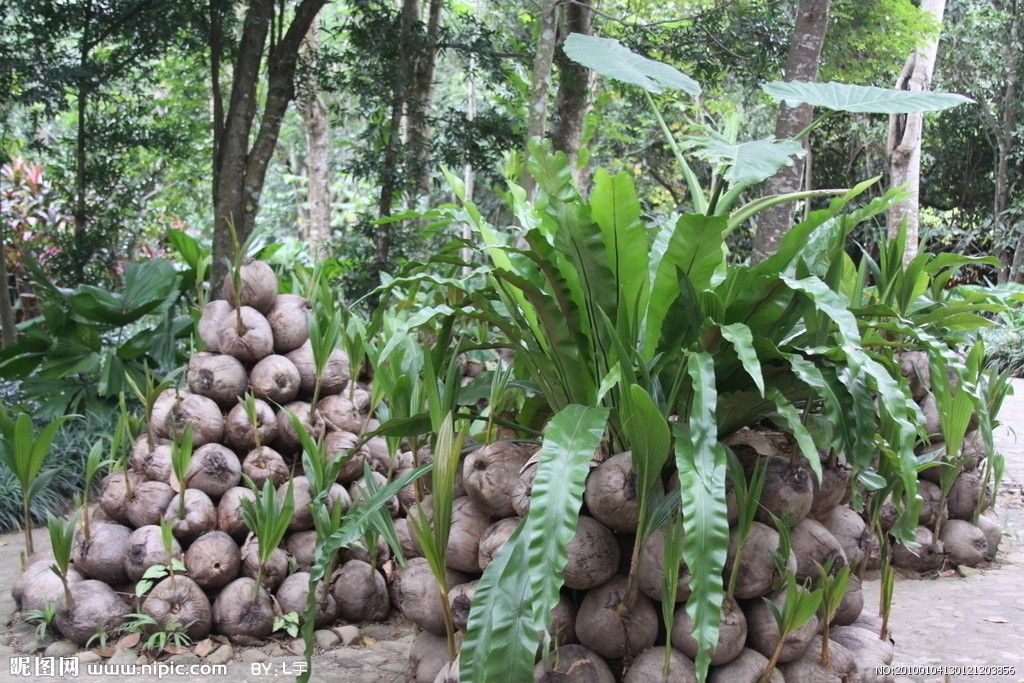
[
  {"xmin": 276, "ymin": 571, "xmax": 338, "ymax": 627},
  {"xmin": 349, "ymin": 471, "xmax": 398, "ymax": 518},
  {"xmin": 250, "ymin": 354, "xmax": 301, "ymax": 404},
  {"xmin": 939, "ymin": 519, "xmax": 988, "ymax": 567},
  {"xmin": 72, "ymin": 522, "xmax": 131, "ymax": 585},
  {"xmin": 324, "ymin": 430, "xmax": 365, "ymax": 483},
  {"xmin": 477, "ymin": 516, "xmax": 520, "ymax": 571},
  {"xmin": 756, "ymin": 455, "xmax": 814, "ymax": 526},
  {"xmin": 217, "ymin": 486, "xmax": 256, "ymax": 539},
  {"xmin": 274, "ymin": 400, "xmax": 325, "ymax": 455},
  {"xmin": 916, "ymin": 479, "xmax": 947, "ymax": 528},
  {"xmin": 820, "ymin": 505, "xmax": 870, "ymax": 569},
  {"xmin": 223, "ymin": 258, "xmax": 278, "ymax": 313},
  {"xmin": 408, "ymin": 630, "xmax": 450, "ymax": 683},
  {"xmin": 462, "ymin": 440, "xmax": 535, "ymax": 518},
  {"xmin": 359, "ymin": 435, "xmax": 392, "ymax": 475},
  {"xmin": 391, "ymin": 557, "xmax": 469, "ymax": 635},
  {"xmin": 198, "ymin": 300, "xmax": 233, "ymax": 353},
  {"xmin": 960, "ymin": 429, "xmax": 987, "ymax": 471},
  {"xmin": 563, "ymin": 516, "xmax": 620, "ymax": 590},
  {"xmin": 332, "ymin": 559, "xmax": 391, "ymax": 622},
  {"xmin": 725, "ymin": 521, "xmax": 797, "ymax": 600},
  {"xmin": 242, "ymin": 446, "xmax": 290, "ymax": 488},
  {"xmin": 435, "ymin": 497, "xmax": 492, "ymax": 573},
  {"xmin": 266, "ymin": 293, "xmax": 312, "ymax": 353},
  {"xmin": 831, "ymin": 574, "xmax": 864, "ymax": 626},
  {"xmin": 447, "ymin": 580, "xmax": 478, "ymax": 631},
  {"xmin": 142, "ymin": 575, "xmax": 212, "ymax": 641},
  {"xmin": 53, "ymin": 580, "xmax": 130, "ymax": 646},
  {"xmin": 132, "ymin": 435, "xmax": 172, "ymax": 481},
  {"xmin": 510, "ymin": 461, "xmax": 536, "ymax": 517},
  {"xmin": 947, "ymin": 471, "xmax": 989, "ymax": 521},
  {"xmin": 224, "ymin": 399, "xmax": 278, "ymax": 451},
  {"xmin": 125, "ymin": 525, "xmax": 181, "ymax": 582},
  {"xmin": 187, "ymin": 352, "xmax": 248, "ymax": 406},
  {"xmin": 779, "ymin": 636, "xmax": 856, "ymax": 682},
  {"xmin": 636, "ymin": 526, "xmax": 692, "ymax": 602},
  {"xmin": 584, "ymin": 452, "xmax": 651, "ymax": 534},
  {"xmin": 285, "ymin": 476, "xmax": 350, "ymax": 531},
  {"xmin": 149, "ymin": 389, "xmax": 179, "ymax": 439},
  {"xmin": 14, "ymin": 560, "xmax": 84, "ymax": 613},
  {"xmin": 790, "ymin": 518, "xmax": 847, "ymax": 582},
  {"xmin": 212, "ymin": 577, "xmax": 275, "ymax": 642},
  {"xmin": 809, "ymin": 459, "xmax": 852, "ymax": 519},
  {"xmin": 240, "ymin": 534, "xmax": 289, "ymax": 591},
  {"xmin": 340, "ymin": 536, "xmax": 391, "ymax": 566},
  {"xmin": 184, "ymin": 531, "xmax": 241, "ymax": 589},
  {"xmin": 218, "ymin": 306, "xmax": 274, "ymax": 363},
  {"xmin": 163, "ymin": 489, "xmax": 218, "ymax": 543},
  {"xmin": 164, "ymin": 392, "xmax": 225, "ymax": 446},
  {"xmin": 283, "ymin": 530, "xmax": 317, "ymax": 571},
  {"xmin": 745, "ymin": 588, "xmax": 819, "ymax": 664},
  {"xmin": 184, "ymin": 443, "xmax": 242, "ymax": 499},
  {"xmin": 672, "ymin": 594, "xmax": 746, "ymax": 665},
  {"xmin": 395, "ymin": 518, "xmax": 422, "ymax": 559},
  {"xmin": 575, "ymin": 575, "xmax": 659, "ymax": 660},
  {"xmin": 829, "ymin": 625, "xmax": 894, "ymax": 674},
  {"xmin": 286, "ymin": 340, "xmax": 350, "ymax": 398},
  {"xmin": 892, "ymin": 526, "xmax": 945, "ymax": 573},
  {"xmin": 898, "ymin": 351, "xmax": 931, "ymax": 402},
  {"xmin": 98, "ymin": 470, "xmax": 146, "ymax": 525},
  {"xmin": 318, "ymin": 394, "xmax": 366, "ymax": 434},
  {"xmin": 707, "ymin": 648, "xmax": 784, "ymax": 683},
  {"xmin": 976, "ymin": 513, "xmax": 1002, "ymax": 560},
  {"xmin": 533, "ymin": 644, "xmax": 615, "ymax": 683},
  {"xmin": 125, "ymin": 481, "xmax": 177, "ymax": 528},
  {"xmin": 623, "ymin": 647, "xmax": 697, "ymax": 683}
]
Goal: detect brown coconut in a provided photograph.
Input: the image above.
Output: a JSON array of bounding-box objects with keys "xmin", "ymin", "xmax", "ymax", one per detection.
[
  {"xmin": 185, "ymin": 531, "xmax": 241, "ymax": 589},
  {"xmin": 462, "ymin": 440, "xmax": 535, "ymax": 518},
  {"xmin": 477, "ymin": 516, "xmax": 520, "ymax": 571},
  {"xmin": 820, "ymin": 505, "xmax": 870, "ymax": 569},
  {"xmin": 391, "ymin": 557, "xmax": 469, "ymax": 635},
  {"xmin": 14, "ymin": 560, "xmax": 84, "ymax": 612},
  {"xmin": 132, "ymin": 434, "xmax": 172, "ymax": 480},
  {"xmin": 124, "ymin": 480, "xmax": 176, "ymax": 528},
  {"xmin": 149, "ymin": 389, "xmax": 179, "ymax": 439},
  {"xmin": 318, "ymin": 394, "xmax": 366, "ymax": 434},
  {"xmin": 409, "ymin": 631, "xmax": 450, "ymax": 683},
  {"xmin": 164, "ymin": 392, "xmax": 225, "ymax": 446},
  {"xmin": 266, "ymin": 293, "xmax": 311, "ymax": 353},
  {"xmin": 636, "ymin": 525, "xmax": 692, "ymax": 602},
  {"xmin": 575, "ymin": 575, "xmax": 659, "ymax": 660},
  {"xmin": 54, "ymin": 580, "xmax": 130, "ymax": 646},
  {"xmin": 275, "ymin": 400, "xmax": 325, "ymax": 455},
  {"xmin": 395, "ymin": 518, "xmax": 422, "ymax": 559},
  {"xmin": 745, "ymin": 588, "xmax": 819, "ymax": 663},
  {"xmin": 163, "ymin": 489, "xmax": 218, "ymax": 543},
  {"xmin": 939, "ymin": 519, "xmax": 988, "ymax": 567},
  {"xmin": 977, "ymin": 513, "xmax": 1002, "ymax": 560},
  {"xmin": 562, "ymin": 516, "xmax": 620, "ymax": 590},
  {"xmin": 285, "ymin": 476, "xmax": 351, "ymax": 531},
  {"xmin": 98, "ymin": 470, "xmax": 146, "ymax": 524},
  {"xmin": 218, "ymin": 486, "xmax": 256, "ymax": 539},
  {"xmin": 533, "ymin": 644, "xmax": 615, "ymax": 683},
  {"xmin": 891, "ymin": 526, "xmax": 945, "ymax": 573},
  {"xmin": 829, "ymin": 625, "xmax": 894, "ymax": 672},
  {"xmin": 198, "ymin": 300, "xmax": 232, "ymax": 353},
  {"xmin": 282, "ymin": 530, "xmax": 317, "ymax": 571},
  {"xmin": 250, "ymin": 354, "xmax": 301, "ymax": 404},
  {"xmin": 242, "ymin": 446, "xmax": 290, "ymax": 488},
  {"xmin": 224, "ymin": 399, "xmax": 278, "ymax": 452},
  {"xmin": 756, "ymin": 455, "xmax": 814, "ymax": 526},
  {"xmin": 584, "ymin": 452, "xmax": 648, "ymax": 533},
  {"xmin": 218, "ymin": 306, "xmax": 274, "ymax": 363},
  {"xmin": 185, "ymin": 443, "xmax": 241, "ymax": 499},
  {"xmin": 898, "ymin": 351, "xmax": 931, "ymax": 402},
  {"xmin": 440, "ymin": 497, "xmax": 492, "ymax": 573},
  {"xmin": 222, "ymin": 259, "xmax": 278, "ymax": 313},
  {"xmin": 142, "ymin": 575, "xmax": 212, "ymax": 640},
  {"xmin": 623, "ymin": 647, "xmax": 697, "ymax": 683},
  {"xmin": 125, "ymin": 525, "xmax": 181, "ymax": 582},
  {"xmin": 349, "ymin": 471, "xmax": 398, "ymax": 517},
  {"xmin": 708, "ymin": 648, "xmax": 784, "ymax": 683},
  {"xmin": 332, "ymin": 559, "xmax": 391, "ymax": 622},
  {"xmin": 286, "ymin": 341, "xmax": 350, "ymax": 398},
  {"xmin": 276, "ymin": 571, "xmax": 338, "ymax": 627},
  {"xmin": 725, "ymin": 521, "xmax": 797, "ymax": 600},
  {"xmin": 511, "ymin": 462, "xmax": 536, "ymax": 517},
  {"xmin": 360, "ymin": 435, "xmax": 392, "ymax": 474},
  {"xmin": 948, "ymin": 471, "xmax": 989, "ymax": 521},
  {"xmin": 447, "ymin": 580, "xmax": 478, "ymax": 632},
  {"xmin": 916, "ymin": 479, "xmax": 947, "ymax": 528},
  {"xmin": 791, "ymin": 518, "xmax": 847, "ymax": 582},
  {"xmin": 810, "ymin": 460, "xmax": 852, "ymax": 519},
  {"xmin": 672, "ymin": 595, "xmax": 746, "ymax": 665},
  {"xmin": 212, "ymin": 577, "xmax": 275, "ymax": 642},
  {"xmin": 72, "ymin": 522, "xmax": 131, "ymax": 585},
  {"xmin": 240, "ymin": 534, "xmax": 289, "ymax": 591},
  {"xmin": 549, "ymin": 592, "xmax": 579, "ymax": 645},
  {"xmin": 323, "ymin": 430, "xmax": 365, "ymax": 483},
  {"xmin": 831, "ymin": 574, "xmax": 864, "ymax": 626},
  {"xmin": 340, "ymin": 536, "xmax": 391, "ymax": 566},
  {"xmin": 187, "ymin": 352, "xmax": 248, "ymax": 406},
  {"xmin": 779, "ymin": 636, "xmax": 857, "ymax": 683}
]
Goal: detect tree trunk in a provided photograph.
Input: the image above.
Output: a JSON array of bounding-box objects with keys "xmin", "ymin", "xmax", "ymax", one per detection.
[
  {"xmin": 1000, "ymin": 6, "xmax": 1023, "ymax": 280},
  {"xmin": 298, "ymin": 22, "xmax": 331, "ymax": 261},
  {"xmin": 551, "ymin": 0, "xmax": 593, "ymax": 184},
  {"xmin": 751, "ymin": 0, "xmax": 830, "ymax": 262},
  {"xmin": 406, "ymin": 0, "xmax": 443, "ymax": 202},
  {"xmin": 74, "ymin": 0, "xmax": 93, "ymax": 276},
  {"xmin": 886, "ymin": 0, "xmax": 947, "ymax": 264},
  {"xmin": 0, "ymin": 204, "xmax": 15, "ymax": 347},
  {"xmin": 211, "ymin": 0, "xmax": 327, "ymax": 294},
  {"xmin": 210, "ymin": 0, "xmax": 225, "ymax": 201},
  {"xmin": 522, "ymin": 0, "xmax": 560, "ymax": 195}
]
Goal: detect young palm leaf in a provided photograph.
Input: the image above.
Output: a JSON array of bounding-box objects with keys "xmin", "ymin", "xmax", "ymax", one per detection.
[
  {"xmin": 170, "ymin": 425, "xmax": 194, "ymax": 520},
  {"xmin": 240, "ymin": 479, "xmax": 294, "ymax": 599},
  {"xmin": 760, "ymin": 573, "xmax": 823, "ymax": 682},
  {"xmin": 47, "ymin": 511, "xmax": 78, "ymax": 608}
]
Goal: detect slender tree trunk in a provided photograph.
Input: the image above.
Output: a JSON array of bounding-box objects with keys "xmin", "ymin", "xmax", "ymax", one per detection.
[
  {"xmin": 886, "ymin": 0, "xmax": 947, "ymax": 264},
  {"xmin": 522, "ymin": 0, "xmax": 559, "ymax": 196},
  {"xmin": 210, "ymin": 0, "xmax": 225, "ymax": 201},
  {"xmin": 407, "ymin": 0, "xmax": 443, "ymax": 202},
  {"xmin": 551, "ymin": 0, "xmax": 593, "ymax": 184},
  {"xmin": 298, "ymin": 23, "xmax": 331, "ymax": 261},
  {"xmin": 74, "ymin": 0, "xmax": 93, "ymax": 275},
  {"xmin": 751, "ymin": 0, "xmax": 830, "ymax": 262},
  {"xmin": 999, "ymin": 6, "xmax": 1023, "ymax": 280}
]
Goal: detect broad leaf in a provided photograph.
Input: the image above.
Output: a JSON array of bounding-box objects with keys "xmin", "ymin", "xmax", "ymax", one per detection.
[
  {"xmin": 692, "ymin": 135, "xmax": 805, "ymax": 185},
  {"xmin": 563, "ymin": 33, "xmax": 701, "ymax": 95},
  {"xmin": 763, "ymin": 81, "xmax": 973, "ymax": 114}
]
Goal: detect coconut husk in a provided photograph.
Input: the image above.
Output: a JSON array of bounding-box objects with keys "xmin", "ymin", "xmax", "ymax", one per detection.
[
  {"xmin": 549, "ymin": 592, "xmax": 578, "ymax": 646},
  {"xmin": 779, "ymin": 636, "xmax": 856, "ymax": 682},
  {"xmin": 14, "ymin": 560, "xmax": 84, "ymax": 612},
  {"xmin": 891, "ymin": 526, "xmax": 945, "ymax": 573},
  {"xmin": 281, "ymin": 530, "xmax": 317, "ymax": 571},
  {"xmin": 745, "ymin": 587, "xmax": 819, "ymax": 664},
  {"xmin": 285, "ymin": 341, "xmax": 350, "ymax": 398},
  {"xmin": 72, "ymin": 522, "xmax": 131, "ymax": 585},
  {"xmin": 222, "ymin": 259, "xmax": 277, "ymax": 313},
  {"xmin": 636, "ymin": 526, "xmax": 691, "ymax": 603},
  {"xmin": 756, "ymin": 455, "xmax": 814, "ymax": 526},
  {"xmin": 791, "ymin": 518, "xmax": 847, "ymax": 582},
  {"xmin": 132, "ymin": 434, "xmax": 170, "ymax": 477},
  {"xmin": 266, "ymin": 294, "xmax": 311, "ymax": 353},
  {"xmin": 672, "ymin": 595, "xmax": 746, "ymax": 665},
  {"xmin": 318, "ymin": 394, "xmax": 366, "ymax": 434},
  {"xmin": 898, "ymin": 351, "xmax": 931, "ymax": 402},
  {"xmin": 391, "ymin": 557, "xmax": 469, "ymax": 635},
  {"xmin": 276, "ymin": 571, "xmax": 338, "ymax": 627},
  {"xmin": 322, "ymin": 430, "xmax": 364, "ymax": 483},
  {"xmin": 831, "ymin": 574, "xmax": 864, "ymax": 626},
  {"xmin": 340, "ymin": 536, "xmax": 391, "ymax": 566},
  {"xmin": 142, "ymin": 575, "xmax": 212, "ymax": 640},
  {"xmin": 224, "ymin": 399, "xmax": 278, "ymax": 452},
  {"xmin": 218, "ymin": 306, "xmax": 274, "ymax": 363},
  {"xmin": 164, "ymin": 392, "xmax": 225, "ymax": 446},
  {"xmin": 274, "ymin": 400, "xmax": 325, "ymax": 455},
  {"xmin": 184, "ymin": 531, "xmax": 241, "ymax": 589},
  {"xmin": 563, "ymin": 516, "xmax": 620, "ymax": 591},
  {"xmin": 707, "ymin": 648, "xmax": 784, "ymax": 683},
  {"xmin": 98, "ymin": 470, "xmax": 146, "ymax": 524},
  {"xmin": 125, "ymin": 525, "xmax": 181, "ymax": 582},
  {"xmin": 948, "ymin": 471, "xmax": 989, "ymax": 521},
  {"xmin": 510, "ymin": 461, "xmax": 536, "ymax": 517},
  {"xmin": 332, "ymin": 560, "xmax": 391, "ymax": 622},
  {"xmin": 810, "ymin": 460, "xmax": 852, "ymax": 519},
  {"xmin": 149, "ymin": 389, "xmax": 179, "ymax": 439},
  {"xmin": 477, "ymin": 516, "xmax": 520, "ymax": 572},
  {"xmin": 976, "ymin": 513, "xmax": 1002, "ymax": 560},
  {"xmin": 211, "ymin": 577, "xmax": 275, "ymax": 642},
  {"xmin": 250, "ymin": 354, "xmax": 301, "ymax": 404},
  {"xmin": 623, "ymin": 647, "xmax": 697, "ymax": 683},
  {"xmin": 939, "ymin": 519, "xmax": 988, "ymax": 567},
  {"xmin": 584, "ymin": 452, "xmax": 648, "ymax": 534},
  {"xmin": 358, "ymin": 435, "xmax": 392, "ymax": 475},
  {"xmin": 918, "ymin": 392, "xmax": 943, "ymax": 441},
  {"xmin": 126, "ymin": 481, "xmax": 177, "ymax": 528},
  {"xmin": 575, "ymin": 575, "xmax": 659, "ymax": 660},
  {"xmin": 287, "ymin": 476, "xmax": 351, "ymax": 530},
  {"xmin": 187, "ymin": 352, "xmax": 248, "ymax": 406},
  {"xmin": 185, "ymin": 443, "xmax": 242, "ymax": 500},
  {"xmin": 439, "ymin": 497, "xmax": 492, "ymax": 573},
  {"xmin": 725, "ymin": 521, "xmax": 796, "ymax": 600},
  {"xmin": 829, "ymin": 625, "xmax": 894, "ymax": 673},
  {"xmin": 163, "ymin": 489, "xmax": 218, "ymax": 543},
  {"xmin": 916, "ymin": 479, "xmax": 947, "ymax": 528},
  {"xmin": 394, "ymin": 518, "xmax": 422, "ymax": 560},
  {"xmin": 198, "ymin": 300, "xmax": 232, "ymax": 353},
  {"xmin": 434, "ymin": 656, "xmax": 460, "ymax": 683},
  {"xmin": 240, "ymin": 534, "xmax": 289, "ymax": 591},
  {"xmin": 408, "ymin": 630, "xmax": 449, "ymax": 683},
  {"xmin": 242, "ymin": 446, "xmax": 290, "ymax": 488},
  {"xmin": 217, "ymin": 486, "xmax": 256, "ymax": 539},
  {"xmin": 820, "ymin": 505, "xmax": 870, "ymax": 570},
  {"xmin": 533, "ymin": 644, "xmax": 615, "ymax": 683},
  {"xmin": 54, "ymin": 580, "xmax": 130, "ymax": 646},
  {"xmin": 462, "ymin": 440, "xmax": 536, "ymax": 518}
]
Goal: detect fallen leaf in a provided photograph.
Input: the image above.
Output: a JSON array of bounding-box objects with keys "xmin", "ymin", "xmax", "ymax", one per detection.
[
  {"xmin": 92, "ymin": 645, "xmax": 114, "ymax": 658},
  {"xmin": 194, "ymin": 638, "xmax": 214, "ymax": 657},
  {"xmin": 984, "ymin": 616, "xmax": 1008, "ymax": 623},
  {"xmin": 117, "ymin": 632, "xmax": 141, "ymax": 649},
  {"xmin": 163, "ymin": 644, "xmax": 189, "ymax": 655}
]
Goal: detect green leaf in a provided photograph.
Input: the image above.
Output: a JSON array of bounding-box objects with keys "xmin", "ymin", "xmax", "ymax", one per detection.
[
  {"xmin": 620, "ymin": 386, "xmax": 670, "ymax": 539},
  {"xmin": 691, "ymin": 136, "xmax": 805, "ymax": 185},
  {"xmin": 762, "ymin": 81, "xmax": 973, "ymax": 114},
  {"xmin": 766, "ymin": 389, "xmax": 822, "ymax": 483},
  {"xmin": 563, "ymin": 33, "xmax": 701, "ymax": 95},
  {"xmin": 719, "ymin": 323, "xmax": 764, "ymax": 396},
  {"xmin": 589, "ymin": 169, "xmax": 648, "ymax": 330}
]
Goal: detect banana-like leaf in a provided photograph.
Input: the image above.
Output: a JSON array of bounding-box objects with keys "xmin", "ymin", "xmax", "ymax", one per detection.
[
  {"xmin": 763, "ymin": 81, "xmax": 973, "ymax": 113},
  {"xmin": 563, "ymin": 33, "xmax": 701, "ymax": 95},
  {"xmin": 691, "ymin": 135, "xmax": 805, "ymax": 185},
  {"xmin": 620, "ymin": 385, "xmax": 670, "ymax": 539},
  {"xmin": 590, "ymin": 169, "xmax": 649, "ymax": 331}
]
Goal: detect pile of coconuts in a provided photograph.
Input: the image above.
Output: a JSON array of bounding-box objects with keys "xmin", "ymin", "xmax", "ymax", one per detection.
[
  {"xmin": 12, "ymin": 259, "xmax": 405, "ymax": 647},
  {"xmin": 399, "ymin": 425, "xmax": 906, "ymax": 683}
]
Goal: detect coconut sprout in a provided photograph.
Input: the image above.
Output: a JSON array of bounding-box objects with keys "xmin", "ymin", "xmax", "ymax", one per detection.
[{"xmin": 239, "ymin": 479, "xmax": 294, "ymax": 597}]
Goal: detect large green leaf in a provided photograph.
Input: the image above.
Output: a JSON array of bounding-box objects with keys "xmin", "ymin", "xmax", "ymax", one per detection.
[
  {"xmin": 563, "ymin": 33, "xmax": 701, "ymax": 95},
  {"xmin": 692, "ymin": 135, "xmax": 805, "ymax": 185},
  {"xmin": 763, "ymin": 81, "xmax": 973, "ymax": 114},
  {"xmin": 589, "ymin": 169, "xmax": 648, "ymax": 331},
  {"xmin": 719, "ymin": 323, "xmax": 764, "ymax": 396},
  {"xmin": 620, "ymin": 385, "xmax": 670, "ymax": 539}
]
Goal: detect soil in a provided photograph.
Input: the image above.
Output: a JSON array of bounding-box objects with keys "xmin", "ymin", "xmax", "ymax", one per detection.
[{"xmin": 1, "ymin": 380, "xmax": 1023, "ymax": 682}]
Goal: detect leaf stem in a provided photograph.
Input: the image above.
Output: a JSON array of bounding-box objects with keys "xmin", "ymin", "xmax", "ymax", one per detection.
[{"xmin": 643, "ymin": 91, "xmax": 707, "ymax": 213}]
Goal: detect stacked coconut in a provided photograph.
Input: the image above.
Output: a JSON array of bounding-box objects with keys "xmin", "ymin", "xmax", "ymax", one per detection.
[
  {"xmin": 398, "ymin": 426, "xmax": 898, "ymax": 683},
  {"xmin": 883, "ymin": 351, "xmax": 1002, "ymax": 573},
  {"xmin": 12, "ymin": 259, "xmax": 403, "ymax": 647}
]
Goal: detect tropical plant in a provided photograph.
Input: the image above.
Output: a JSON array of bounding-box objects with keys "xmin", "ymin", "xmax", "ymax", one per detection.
[
  {"xmin": 134, "ymin": 521, "xmax": 185, "ymax": 597},
  {"xmin": 273, "ymin": 611, "xmax": 300, "ymax": 639},
  {"xmin": 23, "ymin": 601, "xmax": 58, "ymax": 640},
  {"xmin": 46, "ymin": 511, "xmax": 77, "ymax": 608},
  {"xmin": 239, "ymin": 478, "xmax": 294, "ymax": 598},
  {"xmin": 759, "ymin": 573, "xmax": 823, "ymax": 682},
  {"xmin": 121, "ymin": 612, "xmax": 193, "ymax": 653},
  {"xmin": 815, "ymin": 559, "xmax": 852, "ymax": 667},
  {"xmin": 169, "ymin": 425, "xmax": 194, "ymax": 521}
]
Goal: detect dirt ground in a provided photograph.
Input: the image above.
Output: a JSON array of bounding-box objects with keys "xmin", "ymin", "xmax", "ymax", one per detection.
[{"xmin": 1, "ymin": 383, "xmax": 1023, "ymax": 682}]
